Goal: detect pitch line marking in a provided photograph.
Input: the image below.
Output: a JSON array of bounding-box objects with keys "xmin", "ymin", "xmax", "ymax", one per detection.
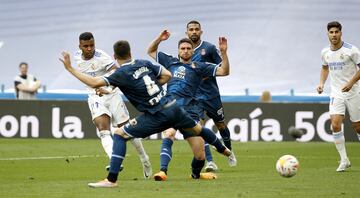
[{"xmin": 0, "ymin": 154, "xmax": 105, "ymax": 161}]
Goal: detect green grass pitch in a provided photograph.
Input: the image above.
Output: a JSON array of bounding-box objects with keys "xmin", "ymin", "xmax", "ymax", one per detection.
[{"xmin": 0, "ymin": 138, "xmax": 359, "ymax": 198}]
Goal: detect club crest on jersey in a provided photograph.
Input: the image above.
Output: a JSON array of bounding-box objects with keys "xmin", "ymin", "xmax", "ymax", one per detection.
[
  {"xmin": 340, "ymin": 54, "xmax": 344, "ymax": 60},
  {"xmin": 201, "ymin": 48, "xmax": 206, "ymax": 56},
  {"xmin": 90, "ymin": 63, "xmax": 97, "ymax": 70},
  {"xmin": 174, "ymin": 66, "xmax": 186, "ymax": 79}
]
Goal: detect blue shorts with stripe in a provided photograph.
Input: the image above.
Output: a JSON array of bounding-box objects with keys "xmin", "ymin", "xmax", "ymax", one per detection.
[
  {"xmin": 198, "ymin": 96, "xmax": 225, "ymax": 122},
  {"xmin": 123, "ymin": 101, "xmax": 197, "ymax": 138}
]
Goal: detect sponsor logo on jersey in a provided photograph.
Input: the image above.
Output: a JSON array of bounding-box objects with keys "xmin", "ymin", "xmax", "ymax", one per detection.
[
  {"xmin": 328, "ymin": 62, "xmax": 345, "ymax": 70},
  {"xmin": 173, "ymin": 66, "xmax": 186, "ymax": 79}
]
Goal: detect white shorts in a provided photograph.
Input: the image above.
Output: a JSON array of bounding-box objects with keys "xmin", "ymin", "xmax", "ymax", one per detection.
[
  {"xmin": 88, "ymin": 88, "xmax": 130, "ymax": 127},
  {"xmin": 329, "ymin": 96, "xmax": 360, "ymax": 122}
]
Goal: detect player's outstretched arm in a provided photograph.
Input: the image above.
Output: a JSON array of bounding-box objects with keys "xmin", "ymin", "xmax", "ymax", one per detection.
[
  {"xmin": 215, "ymin": 37, "xmax": 230, "ymax": 76},
  {"xmin": 317, "ymin": 65, "xmax": 329, "ymax": 94},
  {"xmin": 59, "ymin": 51, "xmax": 107, "ymax": 88},
  {"xmin": 147, "ymin": 30, "xmax": 170, "ymax": 60}
]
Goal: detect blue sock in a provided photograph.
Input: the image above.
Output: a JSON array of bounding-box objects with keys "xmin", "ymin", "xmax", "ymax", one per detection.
[
  {"xmin": 107, "ymin": 134, "xmax": 127, "ymax": 182},
  {"xmin": 191, "ymin": 157, "xmax": 205, "ymax": 179},
  {"xmin": 199, "ymin": 127, "xmax": 226, "ymax": 153},
  {"xmin": 219, "ymin": 127, "xmax": 232, "ymax": 150},
  {"xmin": 160, "ymin": 138, "xmax": 173, "ymax": 173},
  {"xmin": 204, "ymin": 143, "xmax": 213, "ymax": 162}
]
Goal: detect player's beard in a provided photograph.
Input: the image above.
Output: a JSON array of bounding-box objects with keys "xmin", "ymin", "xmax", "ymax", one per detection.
[
  {"xmin": 331, "ymin": 38, "xmax": 340, "ymax": 46},
  {"xmin": 84, "ymin": 51, "xmax": 95, "ymax": 60},
  {"xmin": 190, "ymin": 35, "xmax": 200, "ymax": 43},
  {"xmin": 180, "ymin": 54, "xmax": 191, "ymax": 62}
]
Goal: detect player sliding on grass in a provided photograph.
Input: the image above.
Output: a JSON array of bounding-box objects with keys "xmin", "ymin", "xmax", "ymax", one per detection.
[
  {"xmin": 60, "ymin": 40, "xmax": 233, "ymax": 188},
  {"xmin": 147, "ymin": 29, "xmax": 236, "ymax": 181}
]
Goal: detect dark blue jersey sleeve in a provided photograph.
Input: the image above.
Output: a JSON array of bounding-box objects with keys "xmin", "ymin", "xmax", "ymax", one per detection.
[
  {"xmin": 210, "ymin": 45, "xmax": 222, "ymax": 65},
  {"xmin": 157, "ymin": 51, "xmax": 178, "ymax": 69},
  {"xmin": 145, "ymin": 60, "xmax": 162, "ymax": 77},
  {"xmin": 196, "ymin": 62, "xmax": 218, "ymax": 78},
  {"xmin": 102, "ymin": 69, "xmax": 125, "ymax": 87}
]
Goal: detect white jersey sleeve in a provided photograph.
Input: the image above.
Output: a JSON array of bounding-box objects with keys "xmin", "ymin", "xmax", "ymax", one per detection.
[
  {"xmin": 321, "ymin": 47, "xmax": 330, "ymax": 66},
  {"xmin": 350, "ymin": 45, "xmax": 360, "ymax": 65},
  {"xmin": 321, "ymin": 42, "xmax": 360, "ymax": 99}
]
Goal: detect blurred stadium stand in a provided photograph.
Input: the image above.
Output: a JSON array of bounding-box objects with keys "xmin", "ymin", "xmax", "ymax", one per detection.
[{"xmin": 0, "ymin": 0, "xmax": 359, "ymax": 98}]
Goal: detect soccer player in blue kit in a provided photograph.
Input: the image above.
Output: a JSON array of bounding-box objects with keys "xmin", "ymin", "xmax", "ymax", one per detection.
[
  {"xmin": 59, "ymin": 40, "xmax": 233, "ymax": 188},
  {"xmin": 187, "ymin": 20, "xmax": 237, "ymax": 171},
  {"xmin": 148, "ymin": 29, "xmax": 236, "ymax": 181}
]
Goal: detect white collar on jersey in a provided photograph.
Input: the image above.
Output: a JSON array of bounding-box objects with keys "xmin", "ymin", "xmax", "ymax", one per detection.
[
  {"xmin": 193, "ymin": 40, "xmax": 203, "ymax": 51},
  {"xmin": 120, "ymin": 59, "xmax": 135, "ymax": 67}
]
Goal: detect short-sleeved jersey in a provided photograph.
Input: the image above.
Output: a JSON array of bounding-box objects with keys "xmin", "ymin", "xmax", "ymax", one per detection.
[
  {"xmin": 156, "ymin": 51, "xmax": 218, "ymax": 106},
  {"xmin": 321, "ymin": 42, "xmax": 360, "ymax": 99},
  {"xmin": 14, "ymin": 74, "xmax": 38, "ymax": 99},
  {"xmin": 102, "ymin": 59, "xmax": 169, "ymax": 114},
  {"xmin": 192, "ymin": 41, "xmax": 222, "ymax": 100},
  {"xmin": 74, "ymin": 49, "xmax": 115, "ymax": 95}
]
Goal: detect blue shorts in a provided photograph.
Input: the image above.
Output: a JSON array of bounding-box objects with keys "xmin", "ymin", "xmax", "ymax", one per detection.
[
  {"xmin": 198, "ymin": 96, "xmax": 225, "ymax": 122},
  {"xmin": 179, "ymin": 100, "xmax": 202, "ymax": 139},
  {"xmin": 122, "ymin": 102, "xmax": 197, "ymax": 138}
]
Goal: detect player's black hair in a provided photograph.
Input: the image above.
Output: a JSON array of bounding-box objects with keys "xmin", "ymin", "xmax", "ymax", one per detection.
[
  {"xmin": 178, "ymin": 38, "xmax": 194, "ymax": 48},
  {"xmin": 113, "ymin": 40, "xmax": 131, "ymax": 59},
  {"xmin": 186, "ymin": 20, "xmax": 201, "ymax": 29},
  {"xmin": 79, "ymin": 32, "xmax": 94, "ymax": 41},
  {"xmin": 19, "ymin": 62, "xmax": 28, "ymax": 67},
  {"xmin": 327, "ymin": 21, "xmax": 342, "ymax": 31}
]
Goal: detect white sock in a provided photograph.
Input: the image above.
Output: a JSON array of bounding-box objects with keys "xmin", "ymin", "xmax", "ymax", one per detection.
[
  {"xmin": 332, "ymin": 131, "xmax": 348, "ymax": 162},
  {"xmin": 357, "ymin": 133, "xmax": 360, "ymax": 141},
  {"xmin": 131, "ymin": 138, "xmax": 148, "ymax": 161},
  {"xmin": 99, "ymin": 130, "xmax": 113, "ymax": 159}
]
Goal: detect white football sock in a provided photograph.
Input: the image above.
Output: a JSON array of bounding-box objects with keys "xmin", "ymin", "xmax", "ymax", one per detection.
[
  {"xmin": 131, "ymin": 138, "xmax": 148, "ymax": 161},
  {"xmin": 357, "ymin": 133, "xmax": 360, "ymax": 141},
  {"xmin": 332, "ymin": 131, "xmax": 348, "ymax": 162},
  {"xmin": 99, "ymin": 130, "xmax": 113, "ymax": 159}
]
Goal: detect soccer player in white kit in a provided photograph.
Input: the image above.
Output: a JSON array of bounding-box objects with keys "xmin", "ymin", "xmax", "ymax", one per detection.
[
  {"xmin": 317, "ymin": 21, "xmax": 360, "ymax": 172},
  {"xmin": 75, "ymin": 32, "xmax": 152, "ymax": 178}
]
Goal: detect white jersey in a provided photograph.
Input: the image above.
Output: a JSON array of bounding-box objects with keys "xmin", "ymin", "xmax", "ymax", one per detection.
[
  {"xmin": 74, "ymin": 49, "xmax": 115, "ymax": 95},
  {"xmin": 321, "ymin": 42, "xmax": 360, "ymax": 99},
  {"xmin": 14, "ymin": 74, "xmax": 38, "ymax": 100},
  {"xmin": 74, "ymin": 49, "xmax": 129, "ymax": 125}
]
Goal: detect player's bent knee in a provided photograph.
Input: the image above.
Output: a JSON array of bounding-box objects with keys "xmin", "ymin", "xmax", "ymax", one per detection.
[
  {"xmin": 332, "ymin": 125, "xmax": 342, "ymax": 132},
  {"xmin": 215, "ymin": 122, "xmax": 226, "ymax": 130},
  {"xmin": 164, "ymin": 129, "xmax": 176, "ymax": 139},
  {"xmin": 191, "ymin": 124, "xmax": 202, "ymax": 135},
  {"xmin": 114, "ymin": 127, "xmax": 130, "ymax": 139},
  {"xmin": 351, "ymin": 122, "xmax": 360, "ymax": 133}
]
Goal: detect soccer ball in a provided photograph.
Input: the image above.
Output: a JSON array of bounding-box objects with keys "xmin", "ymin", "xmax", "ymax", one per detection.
[{"xmin": 276, "ymin": 155, "xmax": 299, "ymax": 178}]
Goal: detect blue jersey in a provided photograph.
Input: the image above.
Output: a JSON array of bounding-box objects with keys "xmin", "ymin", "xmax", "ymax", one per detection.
[
  {"xmin": 157, "ymin": 51, "xmax": 218, "ymax": 106},
  {"xmin": 192, "ymin": 41, "xmax": 222, "ymax": 100},
  {"xmin": 102, "ymin": 59, "xmax": 168, "ymax": 114}
]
